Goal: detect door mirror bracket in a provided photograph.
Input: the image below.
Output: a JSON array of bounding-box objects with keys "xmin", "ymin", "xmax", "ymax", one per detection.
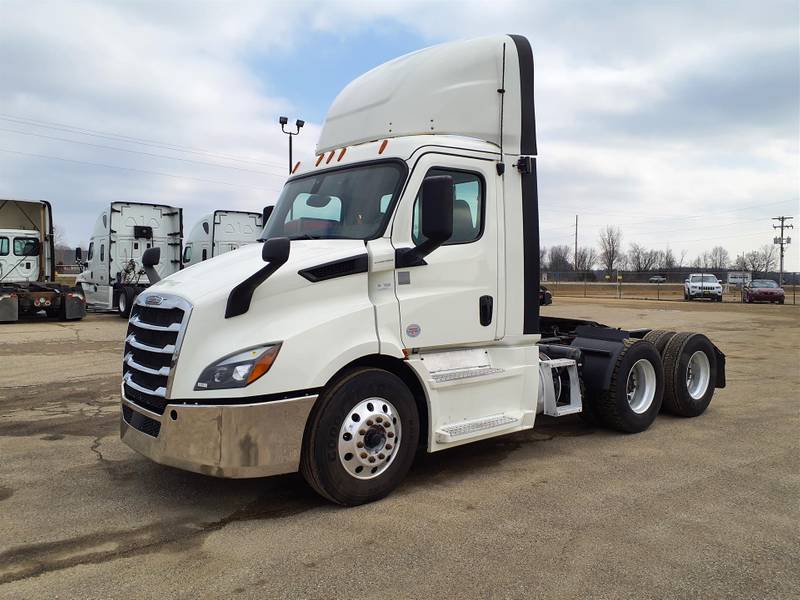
[{"xmin": 397, "ymin": 175, "xmax": 454, "ymax": 268}]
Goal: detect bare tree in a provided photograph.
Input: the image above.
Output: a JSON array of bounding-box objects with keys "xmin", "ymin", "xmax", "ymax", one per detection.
[
  {"xmin": 548, "ymin": 245, "xmax": 572, "ymax": 272},
  {"xmin": 598, "ymin": 225, "xmax": 623, "ymax": 274},
  {"xmin": 677, "ymin": 249, "xmax": 688, "ymax": 269},
  {"xmin": 737, "ymin": 245, "xmax": 777, "ymax": 274},
  {"xmin": 708, "ymin": 246, "xmax": 730, "ymax": 269},
  {"xmin": 539, "ymin": 246, "xmax": 548, "ymax": 271},
  {"xmin": 574, "ymin": 246, "xmax": 598, "ymax": 272},
  {"xmin": 662, "ymin": 247, "xmax": 676, "ymax": 270},
  {"xmin": 628, "ymin": 243, "xmax": 660, "ymax": 272}
]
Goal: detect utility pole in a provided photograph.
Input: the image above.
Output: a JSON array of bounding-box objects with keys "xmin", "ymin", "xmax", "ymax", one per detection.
[
  {"xmin": 772, "ymin": 216, "xmax": 794, "ymax": 286},
  {"xmin": 574, "ymin": 214, "xmax": 578, "ymax": 272}
]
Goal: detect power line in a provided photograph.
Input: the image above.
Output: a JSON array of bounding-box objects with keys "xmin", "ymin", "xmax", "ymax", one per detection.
[
  {"xmin": 0, "ymin": 147, "xmax": 283, "ymax": 193},
  {"xmin": 0, "ymin": 113, "xmax": 291, "ymax": 170},
  {"xmin": 0, "ymin": 126, "xmax": 289, "ymax": 177}
]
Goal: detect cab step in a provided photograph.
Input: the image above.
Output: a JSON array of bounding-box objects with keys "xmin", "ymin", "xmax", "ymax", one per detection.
[
  {"xmin": 539, "ymin": 356, "xmax": 583, "ymax": 417},
  {"xmin": 435, "ymin": 414, "xmax": 521, "ymax": 443}
]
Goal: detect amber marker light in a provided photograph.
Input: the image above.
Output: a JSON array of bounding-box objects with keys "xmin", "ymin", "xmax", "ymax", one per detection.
[
  {"xmin": 326, "ymin": 150, "xmax": 336, "ymax": 164},
  {"xmin": 315, "ymin": 154, "xmax": 325, "ymax": 167},
  {"xmin": 292, "ymin": 161, "xmax": 301, "ymax": 173},
  {"xmin": 246, "ymin": 344, "xmax": 281, "ymax": 385},
  {"xmin": 337, "ymin": 147, "xmax": 347, "ymax": 161},
  {"xmin": 378, "ymin": 139, "xmax": 388, "ymax": 154}
]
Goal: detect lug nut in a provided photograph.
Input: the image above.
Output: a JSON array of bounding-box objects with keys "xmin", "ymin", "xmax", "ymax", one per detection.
[
  {"xmin": 359, "ymin": 429, "xmax": 366, "ymax": 436},
  {"xmin": 376, "ymin": 416, "xmax": 383, "ymax": 423},
  {"xmin": 357, "ymin": 441, "xmax": 364, "ymax": 448},
  {"xmin": 366, "ymin": 419, "xmax": 374, "ymax": 426},
  {"xmin": 378, "ymin": 453, "xmax": 385, "ymax": 459},
  {"xmin": 385, "ymin": 444, "xmax": 392, "ymax": 450},
  {"xmin": 360, "ymin": 452, "xmax": 367, "ymax": 459},
  {"xmin": 368, "ymin": 456, "xmax": 376, "ymax": 463},
  {"xmin": 387, "ymin": 432, "xmax": 394, "ymax": 438}
]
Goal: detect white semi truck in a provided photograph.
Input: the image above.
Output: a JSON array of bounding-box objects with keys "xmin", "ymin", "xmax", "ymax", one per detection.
[
  {"xmin": 182, "ymin": 210, "xmax": 266, "ymax": 267},
  {"xmin": 76, "ymin": 202, "xmax": 183, "ymax": 317},
  {"xmin": 0, "ymin": 199, "xmax": 85, "ymax": 322},
  {"xmin": 120, "ymin": 35, "xmax": 726, "ymax": 505}
]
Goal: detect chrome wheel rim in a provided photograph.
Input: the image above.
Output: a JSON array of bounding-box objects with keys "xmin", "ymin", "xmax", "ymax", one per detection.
[
  {"xmin": 119, "ymin": 294, "xmax": 126, "ymax": 313},
  {"xmin": 338, "ymin": 397, "xmax": 401, "ymax": 480},
  {"xmin": 686, "ymin": 351, "xmax": 711, "ymax": 400},
  {"xmin": 626, "ymin": 359, "xmax": 657, "ymax": 414}
]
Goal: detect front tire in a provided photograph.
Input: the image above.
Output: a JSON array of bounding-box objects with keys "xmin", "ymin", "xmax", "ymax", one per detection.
[
  {"xmin": 300, "ymin": 368, "xmax": 420, "ymax": 505},
  {"xmin": 593, "ymin": 339, "xmax": 664, "ymax": 433},
  {"xmin": 662, "ymin": 332, "xmax": 717, "ymax": 417}
]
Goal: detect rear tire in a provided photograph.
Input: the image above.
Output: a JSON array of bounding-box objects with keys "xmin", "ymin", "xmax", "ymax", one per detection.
[
  {"xmin": 300, "ymin": 368, "xmax": 419, "ymax": 505},
  {"xmin": 643, "ymin": 330, "xmax": 676, "ymax": 355},
  {"xmin": 593, "ymin": 339, "xmax": 664, "ymax": 433},
  {"xmin": 662, "ymin": 332, "xmax": 717, "ymax": 417}
]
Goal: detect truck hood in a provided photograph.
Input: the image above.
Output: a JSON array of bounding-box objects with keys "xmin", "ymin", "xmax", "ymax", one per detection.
[{"xmin": 146, "ymin": 239, "xmax": 368, "ymax": 305}]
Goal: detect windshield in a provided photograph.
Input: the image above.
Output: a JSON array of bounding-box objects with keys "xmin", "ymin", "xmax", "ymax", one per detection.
[
  {"xmin": 752, "ymin": 280, "xmax": 778, "ymax": 288},
  {"xmin": 691, "ymin": 275, "xmax": 717, "ymax": 283},
  {"xmin": 261, "ymin": 162, "xmax": 406, "ymax": 241}
]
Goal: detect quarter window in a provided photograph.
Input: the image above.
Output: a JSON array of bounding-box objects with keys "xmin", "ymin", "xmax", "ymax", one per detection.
[
  {"xmin": 100, "ymin": 244, "xmax": 105, "ymax": 261},
  {"xmin": 0, "ymin": 237, "xmax": 8, "ymax": 256},
  {"xmin": 13, "ymin": 237, "xmax": 39, "ymax": 256},
  {"xmin": 202, "ymin": 248, "xmax": 208, "ymax": 261},
  {"xmin": 87, "ymin": 242, "xmax": 94, "ymax": 261},
  {"xmin": 412, "ymin": 169, "xmax": 484, "ymax": 245},
  {"xmin": 183, "ymin": 245, "xmax": 192, "ymax": 263}
]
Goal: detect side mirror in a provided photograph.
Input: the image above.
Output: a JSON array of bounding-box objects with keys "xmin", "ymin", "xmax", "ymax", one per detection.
[
  {"xmin": 226, "ymin": 237, "xmax": 291, "ymax": 319},
  {"xmin": 262, "ymin": 236, "xmax": 290, "ymax": 263},
  {"xmin": 397, "ymin": 175, "xmax": 454, "ymax": 268},
  {"xmin": 142, "ymin": 247, "xmax": 161, "ymax": 284},
  {"xmin": 419, "ymin": 175, "xmax": 454, "ymax": 243},
  {"xmin": 75, "ymin": 247, "xmax": 82, "ymax": 262}
]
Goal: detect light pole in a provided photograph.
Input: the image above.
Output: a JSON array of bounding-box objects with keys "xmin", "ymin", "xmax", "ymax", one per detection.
[{"xmin": 279, "ymin": 116, "xmax": 304, "ymax": 174}]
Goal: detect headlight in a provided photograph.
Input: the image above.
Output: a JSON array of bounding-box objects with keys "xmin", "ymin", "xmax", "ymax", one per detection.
[{"xmin": 195, "ymin": 344, "xmax": 281, "ymax": 390}]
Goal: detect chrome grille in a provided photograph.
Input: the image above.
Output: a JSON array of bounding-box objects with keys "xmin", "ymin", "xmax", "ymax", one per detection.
[{"xmin": 122, "ymin": 295, "xmax": 191, "ymax": 415}]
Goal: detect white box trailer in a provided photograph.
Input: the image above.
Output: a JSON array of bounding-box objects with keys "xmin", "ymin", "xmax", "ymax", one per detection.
[
  {"xmin": 76, "ymin": 202, "xmax": 182, "ymax": 317},
  {"xmin": 183, "ymin": 210, "xmax": 264, "ymax": 267},
  {"xmin": 120, "ymin": 35, "xmax": 726, "ymax": 505},
  {"xmin": 0, "ymin": 199, "xmax": 85, "ymax": 322}
]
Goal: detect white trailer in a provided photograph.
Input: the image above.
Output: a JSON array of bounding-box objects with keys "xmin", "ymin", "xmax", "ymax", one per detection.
[
  {"xmin": 183, "ymin": 210, "xmax": 264, "ymax": 267},
  {"xmin": 120, "ymin": 35, "xmax": 726, "ymax": 505},
  {"xmin": 0, "ymin": 199, "xmax": 85, "ymax": 322},
  {"xmin": 76, "ymin": 202, "xmax": 182, "ymax": 317}
]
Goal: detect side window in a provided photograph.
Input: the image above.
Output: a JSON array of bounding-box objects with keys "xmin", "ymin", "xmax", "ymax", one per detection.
[
  {"xmin": 183, "ymin": 246, "xmax": 192, "ymax": 263},
  {"xmin": 87, "ymin": 242, "xmax": 94, "ymax": 261},
  {"xmin": 202, "ymin": 248, "xmax": 208, "ymax": 261},
  {"xmin": 412, "ymin": 168, "xmax": 484, "ymax": 245},
  {"xmin": 0, "ymin": 237, "xmax": 8, "ymax": 256},
  {"xmin": 100, "ymin": 244, "xmax": 105, "ymax": 262}
]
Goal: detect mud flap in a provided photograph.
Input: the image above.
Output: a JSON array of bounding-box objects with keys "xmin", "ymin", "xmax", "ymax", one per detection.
[
  {"xmin": 713, "ymin": 345, "xmax": 726, "ymax": 388},
  {"xmin": 0, "ymin": 293, "xmax": 19, "ymax": 322},
  {"xmin": 63, "ymin": 293, "xmax": 86, "ymax": 320}
]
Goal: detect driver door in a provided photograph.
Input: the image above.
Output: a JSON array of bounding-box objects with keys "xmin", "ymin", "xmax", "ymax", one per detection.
[{"xmin": 391, "ymin": 154, "xmax": 500, "ymax": 349}]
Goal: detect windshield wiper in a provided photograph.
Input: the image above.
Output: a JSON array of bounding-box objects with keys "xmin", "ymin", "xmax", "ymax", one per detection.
[{"xmin": 287, "ymin": 233, "xmax": 319, "ymax": 240}]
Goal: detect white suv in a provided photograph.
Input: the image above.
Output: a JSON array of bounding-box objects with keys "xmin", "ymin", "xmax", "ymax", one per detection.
[{"xmin": 685, "ymin": 273, "xmax": 723, "ymax": 302}]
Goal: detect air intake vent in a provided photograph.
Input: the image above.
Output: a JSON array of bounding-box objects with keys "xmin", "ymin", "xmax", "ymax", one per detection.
[{"xmin": 298, "ymin": 254, "xmax": 368, "ymax": 283}]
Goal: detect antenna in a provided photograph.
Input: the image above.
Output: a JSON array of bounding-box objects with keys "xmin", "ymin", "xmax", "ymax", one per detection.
[{"xmin": 496, "ymin": 43, "xmax": 506, "ymax": 175}]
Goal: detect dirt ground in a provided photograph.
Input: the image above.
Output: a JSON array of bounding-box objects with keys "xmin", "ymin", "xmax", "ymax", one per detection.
[{"xmin": 0, "ymin": 299, "xmax": 798, "ymax": 599}]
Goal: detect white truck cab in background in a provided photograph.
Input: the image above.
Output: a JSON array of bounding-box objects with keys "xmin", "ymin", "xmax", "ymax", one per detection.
[
  {"xmin": 183, "ymin": 210, "xmax": 265, "ymax": 267},
  {"xmin": 0, "ymin": 199, "xmax": 85, "ymax": 322},
  {"xmin": 76, "ymin": 202, "xmax": 183, "ymax": 317},
  {"xmin": 120, "ymin": 35, "xmax": 726, "ymax": 505}
]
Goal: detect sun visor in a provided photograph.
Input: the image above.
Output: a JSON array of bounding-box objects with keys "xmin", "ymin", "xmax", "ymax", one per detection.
[{"xmin": 316, "ymin": 35, "xmax": 536, "ymax": 157}]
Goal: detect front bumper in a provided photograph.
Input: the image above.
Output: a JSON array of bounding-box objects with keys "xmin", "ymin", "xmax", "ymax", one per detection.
[{"xmin": 120, "ymin": 390, "xmax": 317, "ymax": 478}]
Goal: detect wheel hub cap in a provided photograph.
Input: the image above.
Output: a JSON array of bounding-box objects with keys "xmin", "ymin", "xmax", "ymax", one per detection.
[
  {"xmin": 686, "ymin": 351, "xmax": 711, "ymax": 400},
  {"xmin": 626, "ymin": 358, "xmax": 657, "ymax": 414},
  {"xmin": 338, "ymin": 397, "xmax": 401, "ymax": 480}
]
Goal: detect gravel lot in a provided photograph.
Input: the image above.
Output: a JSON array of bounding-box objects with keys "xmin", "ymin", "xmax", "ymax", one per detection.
[{"xmin": 1, "ymin": 298, "xmax": 798, "ymax": 599}]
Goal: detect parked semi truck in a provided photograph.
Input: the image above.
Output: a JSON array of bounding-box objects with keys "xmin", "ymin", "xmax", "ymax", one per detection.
[
  {"xmin": 76, "ymin": 202, "xmax": 183, "ymax": 317},
  {"xmin": 0, "ymin": 199, "xmax": 85, "ymax": 322},
  {"xmin": 183, "ymin": 210, "xmax": 265, "ymax": 267},
  {"xmin": 120, "ymin": 35, "xmax": 726, "ymax": 505}
]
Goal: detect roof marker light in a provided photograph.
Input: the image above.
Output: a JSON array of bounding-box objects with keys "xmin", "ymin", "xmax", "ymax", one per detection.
[
  {"xmin": 315, "ymin": 154, "xmax": 324, "ymax": 167},
  {"xmin": 292, "ymin": 161, "xmax": 301, "ymax": 174},
  {"xmin": 378, "ymin": 139, "xmax": 388, "ymax": 154},
  {"xmin": 337, "ymin": 147, "xmax": 347, "ymax": 161},
  {"xmin": 326, "ymin": 150, "xmax": 335, "ymax": 164}
]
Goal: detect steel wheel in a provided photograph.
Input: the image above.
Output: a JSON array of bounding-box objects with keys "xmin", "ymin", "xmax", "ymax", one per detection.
[
  {"xmin": 686, "ymin": 350, "xmax": 711, "ymax": 400},
  {"xmin": 338, "ymin": 397, "xmax": 401, "ymax": 480},
  {"xmin": 625, "ymin": 358, "xmax": 657, "ymax": 414},
  {"xmin": 118, "ymin": 292, "xmax": 127, "ymax": 315}
]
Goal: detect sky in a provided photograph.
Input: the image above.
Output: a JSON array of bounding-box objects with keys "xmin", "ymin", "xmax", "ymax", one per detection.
[{"xmin": 0, "ymin": 0, "xmax": 798, "ymax": 269}]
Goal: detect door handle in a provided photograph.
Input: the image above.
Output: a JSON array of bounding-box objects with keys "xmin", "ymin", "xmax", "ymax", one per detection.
[{"xmin": 479, "ymin": 295, "xmax": 493, "ymax": 326}]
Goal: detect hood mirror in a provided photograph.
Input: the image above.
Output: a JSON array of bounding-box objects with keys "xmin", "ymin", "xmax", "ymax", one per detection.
[{"xmin": 226, "ymin": 237, "xmax": 291, "ymax": 319}]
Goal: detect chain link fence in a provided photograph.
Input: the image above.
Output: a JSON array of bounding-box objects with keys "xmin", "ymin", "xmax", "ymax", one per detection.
[{"xmin": 542, "ymin": 270, "xmax": 799, "ymax": 305}]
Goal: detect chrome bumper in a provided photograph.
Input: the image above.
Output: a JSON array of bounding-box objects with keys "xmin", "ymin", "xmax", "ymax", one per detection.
[{"xmin": 120, "ymin": 391, "xmax": 317, "ymax": 478}]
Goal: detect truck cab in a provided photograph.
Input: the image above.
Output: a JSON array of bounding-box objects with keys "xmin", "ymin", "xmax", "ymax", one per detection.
[
  {"xmin": 183, "ymin": 210, "xmax": 264, "ymax": 267},
  {"xmin": 77, "ymin": 202, "xmax": 183, "ymax": 316},
  {"xmin": 0, "ymin": 229, "xmax": 40, "ymax": 283},
  {"xmin": 120, "ymin": 35, "xmax": 725, "ymax": 505}
]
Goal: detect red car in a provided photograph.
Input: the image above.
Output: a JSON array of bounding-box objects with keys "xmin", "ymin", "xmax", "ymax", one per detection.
[{"xmin": 743, "ymin": 279, "xmax": 785, "ymax": 304}]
